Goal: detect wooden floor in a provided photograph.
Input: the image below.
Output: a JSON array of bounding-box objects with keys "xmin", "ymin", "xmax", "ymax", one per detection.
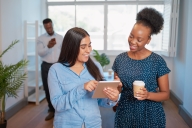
[{"xmin": 7, "ymin": 99, "xmax": 189, "ymax": 128}]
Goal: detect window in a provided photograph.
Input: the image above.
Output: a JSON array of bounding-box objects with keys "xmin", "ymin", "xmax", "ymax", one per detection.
[
  {"xmin": 76, "ymin": 5, "xmax": 104, "ymax": 50},
  {"xmin": 161, "ymin": 0, "xmax": 180, "ymax": 57},
  {"xmin": 47, "ymin": 0, "xmax": 179, "ymax": 57},
  {"xmin": 107, "ymin": 5, "xmax": 136, "ymax": 51}
]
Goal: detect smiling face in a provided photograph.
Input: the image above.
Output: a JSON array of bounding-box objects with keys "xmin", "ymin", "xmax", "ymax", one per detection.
[
  {"xmin": 76, "ymin": 36, "xmax": 92, "ymax": 64},
  {"xmin": 43, "ymin": 22, "xmax": 54, "ymax": 36},
  {"xmin": 128, "ymin": 23, "xmax": 151, "ymax": 52}
]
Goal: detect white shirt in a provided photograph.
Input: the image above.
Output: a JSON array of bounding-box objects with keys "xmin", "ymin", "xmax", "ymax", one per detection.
[{"xmin": 36, "ymin": 32, "xmax": 63, "ymax": 63}]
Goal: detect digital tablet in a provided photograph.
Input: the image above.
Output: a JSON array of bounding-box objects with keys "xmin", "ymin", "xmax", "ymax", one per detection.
[{"xmin": 92, "ymin": 81, "xmax": 120, "ymax": 98}]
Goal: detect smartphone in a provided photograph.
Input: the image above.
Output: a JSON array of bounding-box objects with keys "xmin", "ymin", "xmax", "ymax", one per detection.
[{"xmin": 51, "ymin": 38, "xmax": 55, "ymax": 41}]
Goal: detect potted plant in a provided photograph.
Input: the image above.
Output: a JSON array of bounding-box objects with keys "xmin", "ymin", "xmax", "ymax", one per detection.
[
  {"xmin": 0, "ymin": 40, "xmax": 28, "ymax": 128},
  {"xmin": 92, "ymin": 49, "xmax": 110, "ymax": 69}
]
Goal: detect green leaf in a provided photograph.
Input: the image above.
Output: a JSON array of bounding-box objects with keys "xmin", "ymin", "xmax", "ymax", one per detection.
[
  {"xmin": 92, "ymin": 49, "xmax": 110, "ymax": 67},
  {"xmin": 0, "ymin": 40, "xmax": 28, "ymax": 116},
  {"xmin": 0, "ymin": 40, "xmax": 19, "ymax": 58}
]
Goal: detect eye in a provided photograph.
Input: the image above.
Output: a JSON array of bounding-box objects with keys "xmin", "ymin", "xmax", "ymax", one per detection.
[
  {"xmin": 138, "ymin": 40, "xmax": 142, "ymax": 42},
  {"xmin": 129, "ymin": 35, "xmax": 133, "ymax": 38},
  {"xmin": 81, "ymin": 46, "xmax": 86, "ymax": 49},
  {"xmin": 88, "ymin": 44, "xmax": 92, "ymax": 47},
  {"xmin": 137, "ymin": 38, "xmax": 143, "ymax": 42}
]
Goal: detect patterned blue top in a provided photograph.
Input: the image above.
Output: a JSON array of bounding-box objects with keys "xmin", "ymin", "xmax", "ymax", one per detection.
[
  {"xmin": 112, "ymin": 52, "xmax": 170, "ymax": 128},
  {"xmin": 48, "ymin": 61, "xmax": 116, "ymax": 128}
]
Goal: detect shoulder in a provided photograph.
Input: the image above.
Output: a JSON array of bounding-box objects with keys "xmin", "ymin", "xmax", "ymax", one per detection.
[
  {"xmin": 150, "ymin": 52, "xmax": 168, "ymax": 66},
  {"xmin": 50, "ymin": 63, "xmax": 63, "ymax": 71},
  {"xmin": 92, "ymin": 61, "xmax": 103, "ymax": 73},
  {"xmin": 114, "ymin": 52, "xmax": 127, "ymax": 61},
  {"xmin": 93, "ymin": 61, "xmax": 102, "ymax": 68},
  {"xmin": 151, "ymin": 52, "xmax": 165, "ymax": 61},
  {"xmin": 55, "ymin": 33, "xmax": 63, "ymax": 39},
  {"xmin": 37, "ymin": 33, "xmax": 46, "ymax": 40},
  {"xmin": 116, "ymin": 52, "xmax": 127, "ymax": 58}
]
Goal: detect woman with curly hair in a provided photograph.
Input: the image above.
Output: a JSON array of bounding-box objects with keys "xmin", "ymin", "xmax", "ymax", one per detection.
[{"xmin": 112, "ymin": 7, "xmax": 171, "ymax": 127}]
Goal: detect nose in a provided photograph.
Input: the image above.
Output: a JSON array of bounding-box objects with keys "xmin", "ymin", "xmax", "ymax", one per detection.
[
  {"xmin": 129, "ymin": 38, "xmax": 137, "ymax": 45},
  {"xmin": 86, "ymin": 46, "xmax": 91, "ymax": 53}
]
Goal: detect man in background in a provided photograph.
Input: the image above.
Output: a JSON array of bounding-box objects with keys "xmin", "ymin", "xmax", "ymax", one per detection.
[{"xmin": 36, "ymin": 18, "xmax": 63, "ymax": 121}]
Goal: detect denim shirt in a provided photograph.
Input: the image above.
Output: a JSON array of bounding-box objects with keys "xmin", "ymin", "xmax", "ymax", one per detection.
[{"xmin": 48, "ymin": 62, "xmax": 116, "ymax": 128}]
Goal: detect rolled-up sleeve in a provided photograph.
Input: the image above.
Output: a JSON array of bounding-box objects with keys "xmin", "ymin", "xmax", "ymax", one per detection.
[
  {"xmin": 97, "ymin": 93, "xmax": 120, "ymax": 108},
  {"xmin": 36, "ymin": 38, "xmax": 51, "ymax": 57}
]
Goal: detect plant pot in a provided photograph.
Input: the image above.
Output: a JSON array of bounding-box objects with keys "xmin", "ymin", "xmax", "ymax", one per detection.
[{"xmin": 0, "ymin": 120, "xmax": 7, "ymax": 128}]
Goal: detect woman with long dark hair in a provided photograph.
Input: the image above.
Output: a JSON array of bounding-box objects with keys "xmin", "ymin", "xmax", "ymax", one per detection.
[{"xmin": 48, "ymin": 27, "xmax": 120, "ymax": 128}]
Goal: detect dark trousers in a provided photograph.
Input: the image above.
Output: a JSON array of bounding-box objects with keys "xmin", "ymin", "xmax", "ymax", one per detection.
[{"xmin": 41, "ymin": 61, "xmax": 55, "ymax": 112}]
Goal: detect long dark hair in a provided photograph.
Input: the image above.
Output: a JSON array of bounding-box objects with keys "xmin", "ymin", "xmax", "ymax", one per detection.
[{"xmin": 58, "ymin": 27, "xmax": 103, "ymax": 81}]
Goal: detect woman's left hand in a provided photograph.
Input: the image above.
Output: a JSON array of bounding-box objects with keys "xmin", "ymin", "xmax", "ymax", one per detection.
[
  {"xmin": 103, "ymin": 87, "xmax": 119, "ymax": 101},
  {"xmin": 136, "ymin": 87, "xmax": 149, "ymax": 100},
  {"xmin": 114, "ymin": 75, "xmax": 122, "ymax": 93}
]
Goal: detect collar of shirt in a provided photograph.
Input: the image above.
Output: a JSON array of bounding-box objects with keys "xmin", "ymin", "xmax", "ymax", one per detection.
[
  {"xmin": 62, "ymin": 62, "xmax": 88, "ymax": 77},
  {"xmin": 45, "ymin": 32, "xmax": 56, "ymax": 37},
  {"xmin": 62, "ymin": 62, "xmax": 86, "ymax": 68}
]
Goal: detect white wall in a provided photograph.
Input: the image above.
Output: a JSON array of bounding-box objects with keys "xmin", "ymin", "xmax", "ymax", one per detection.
[
  {"xmin": 1, "ymin": 0, "xmax": 23, "ymax": 64},
  {"xmin": 182, "ymin": 0, "xmax": 192, "ymax": 115},
  {"xmin": 0, "ymin": 0, "xmax": 23, "ymax": 109},
  {"xmin": 22, "ymin": 0, "xmax": 43, "ymax": 22},
  {"xmin": 171, "ymin": 0, "xmax": 192, "ymax": 115},
  {"xmin": 171, "ymin": 0, "xmax": 187, "ymax": 103},
  {"xmin": 0, "ymin": 0, "xmax": 43, "ymax": 110}
]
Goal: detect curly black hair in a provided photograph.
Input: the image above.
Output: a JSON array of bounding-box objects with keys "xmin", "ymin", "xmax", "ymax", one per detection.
[
  {"xmin": 43, "ymin": 18, "xmax": 52, "ymax": 24},
  {"xmin": 136, "ymin": 7, "xmax": 164, "ymax": 35}
]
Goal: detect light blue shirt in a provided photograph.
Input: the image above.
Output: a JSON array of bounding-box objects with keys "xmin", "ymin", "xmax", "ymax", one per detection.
[
  {"xmin": 36, "ymin": 32, "xmax": 63, "ymax": 63},
  {"xmin": 48, "ymin": 61, "xmax": 116, "ymax": 128}
]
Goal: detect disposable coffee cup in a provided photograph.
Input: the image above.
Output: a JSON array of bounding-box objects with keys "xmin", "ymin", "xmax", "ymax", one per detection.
[
  {"xmin": 133, "ymin": 80, "xmax": 145, "ymax": 98},
  {"xmin": 108, "ymin": 69, "xmax": 113, "ymax": 76}
]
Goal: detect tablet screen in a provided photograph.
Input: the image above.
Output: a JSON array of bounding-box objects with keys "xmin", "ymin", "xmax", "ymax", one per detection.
[{"xmin": 92, "ymin": 81, "xmax": 120, "ymax": 98}]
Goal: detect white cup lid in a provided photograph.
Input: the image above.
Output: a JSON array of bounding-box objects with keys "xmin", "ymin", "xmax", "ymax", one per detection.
[
  {"xmin": 108, "ymin": 69, "xmax": 113, "ymax": 71},
  {"xmin": 133, "ymin": 80, "xmax": 145, "ymax": 86}
]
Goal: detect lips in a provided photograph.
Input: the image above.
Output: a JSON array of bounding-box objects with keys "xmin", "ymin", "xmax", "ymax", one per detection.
[
  {"xmin": 83, "ymin": 54, "xmax": 90, "ymax": 57},
  {"xmin": 130, "ymin": 45, "xmax": 137, "ymax": 50},
  {"xmin": 83, "ymin": 54, "xmax": 90, "ymax": 59}
]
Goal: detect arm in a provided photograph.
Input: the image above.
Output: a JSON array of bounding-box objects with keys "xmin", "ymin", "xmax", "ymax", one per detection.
[
  {"xmin": 147, "ymin": 74, "xmax": 170, "ymax": 101},
  {"xmin": 113, "ymin": 72, "xmax": 118, "ymax": 79},
  {"xmin": 137, "ymin": 74, "xmax": 170, "ymax": 102},
  {"xmin": 114, "ymin": 72, "xmax": 122, "ymax": 93},
  {"xmin": 48, "ymin": 67, "xmax": 87, "ymax": 112},
  {"xmin": 36, "ymin": 39, "xmax": 50, "ymax": 57},
  {"xmin": 36, "ymin": 38, "xmax": 55, "ymax": 57},
  {"xmin": 97, "ymin": 95, "xmax": 120, "ymax": 108}
]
